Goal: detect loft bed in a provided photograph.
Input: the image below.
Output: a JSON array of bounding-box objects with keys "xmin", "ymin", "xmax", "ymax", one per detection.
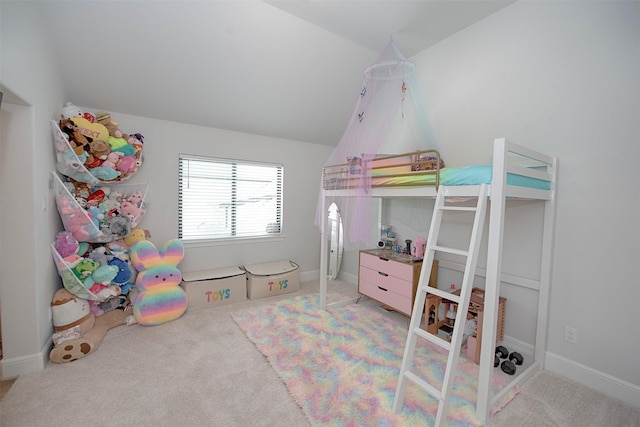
[{"xmin": 317, "ymin": 137, "xmax": 558, "ymax": 424}]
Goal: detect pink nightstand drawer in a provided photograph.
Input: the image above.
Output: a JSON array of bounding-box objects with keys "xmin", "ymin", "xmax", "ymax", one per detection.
[
  {"xmin": 359, "ymin": 252, "xmax": 413, "ymax": 280},
  {"xmin": 359, "ymin": 279, "xmax": 412, "ymax": 315},
  {"xmin": 358, "ymin": 249, "xmax": 430, "ymax": 318},
  {"xmin": 359, "ymin": 266, "xmax": 413, "ymax": 298}
]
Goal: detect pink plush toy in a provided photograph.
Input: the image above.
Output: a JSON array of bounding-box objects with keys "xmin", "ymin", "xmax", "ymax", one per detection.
[
  {"xmin": 116, "ymin": 155, "xmax": 137, "ymax": 174},
  {"xmin": 101, "ymin": 151, "xmax": 123, "ymax": 169},
  {"xmin": 127, "ymin": 190, "xmax": 144, "ymax": 206},
  {"xmin": 120, "ymin": 201, "xmax": 141, "ymax": 223}
]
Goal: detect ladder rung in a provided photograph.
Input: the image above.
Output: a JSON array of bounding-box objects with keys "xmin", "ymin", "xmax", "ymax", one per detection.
[
  {"xmin": 423, "ymin": 287, "xmax": 461, "ymax": 304},
  {"xmin": 404, "ymin": 371, "xmax": 443, "ymax": 401},
  {"xmin": 439, "ymin": 205, "xmax": 477, "ymax": 212},
  {"xmin": 413, "ymin": 327, "xmax": 451, "ymax": 351},
  {"xmin": 393, "ymin": 184, "xmax": 489, "ymax": 422},
  {"xmin": 431, "ymin": 245, "xmax": 468, "ymax": 256}
]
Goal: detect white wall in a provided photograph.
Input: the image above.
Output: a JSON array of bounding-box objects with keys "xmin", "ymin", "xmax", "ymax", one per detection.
[
  {"xmin": 0, "ymin": 2, "xmax": 66, "ymax": 376},
  {"xmin": 0, "ymin": 2, "xmax": 333, "ymax": 377},
  {"xmin": 2, "ymin": 0, "xmax": 639, "ymax": 409},
  {"xmin": 79, "ymin": 111, "xmax": 332, "ymax": 274},
  {"xmin": 410, "ymin": 0, "xmax": 640, "ymax": 401}
]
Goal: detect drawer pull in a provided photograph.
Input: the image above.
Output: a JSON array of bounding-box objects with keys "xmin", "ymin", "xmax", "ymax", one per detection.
[
  {"xmin": 377, "ymin": 286, "xmax": 388, "ymax": 292},
  {"xmin": 378, "ymin": 257, "xmax": 390, "ymax": 261},
  {"xmin": 378, "ymin": 271, "xmax": 389, "ymax": 277}
]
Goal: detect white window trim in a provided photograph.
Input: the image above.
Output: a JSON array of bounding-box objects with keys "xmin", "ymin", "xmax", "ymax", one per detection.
[{"xmin": 178, "ymin": 154, "xmax": 284, "ymax": 242}]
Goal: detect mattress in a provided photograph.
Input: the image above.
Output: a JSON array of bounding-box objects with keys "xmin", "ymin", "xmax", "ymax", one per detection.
[
  {"xmin": 324, "ymin": 164, "xmax": 550, "ymax": 191},
  {"xmin": 371, "ymin": 165, "xmax": 551, "ymax": 190}
]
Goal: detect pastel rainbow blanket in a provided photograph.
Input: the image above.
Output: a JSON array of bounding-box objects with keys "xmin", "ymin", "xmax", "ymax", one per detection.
[{"xmin": 231, "ymin": 294, "xmax": 518, "ymax": 426}]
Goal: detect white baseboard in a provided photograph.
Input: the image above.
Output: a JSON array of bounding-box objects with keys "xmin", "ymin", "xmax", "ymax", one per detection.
[
  {"xmin": 501, "ymin": 335, "xmax": 535, "ymax": 362},
  {"xmin": 1, "ymin": 339, "xmax": 51, "ymax": 379},
  {"xmin": 545, "ymin": 351, "xmax": 640, "ymax": 409},
  {"xmin": 487, "ymin": 336, "xmax": 639, "ymax": 409},
  {"xmin": 300, "ymin": 269, "xmax": 357, "ymax": 286},
  {"xmin": 299, "ymin": 269, "xmax": 319, "ymax": 282},
  {"xmin": 336, "ymin": 271, "xmax": 357, "ymax": 285}
]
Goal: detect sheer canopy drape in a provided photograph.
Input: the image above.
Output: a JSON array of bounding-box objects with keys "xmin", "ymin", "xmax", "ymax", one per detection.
[{"xmin": 315, "ymin": 40, "xmax": 436, "ymax": 250}]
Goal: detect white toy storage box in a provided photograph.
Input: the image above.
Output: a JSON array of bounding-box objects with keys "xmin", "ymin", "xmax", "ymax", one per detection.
[
  {"xmin": 244, "ymin": 260, "xmax": 300, "ymax": 300},
  {"xmin": 181, "ymin": 267, "xmax": 246, "ymax": 310}
]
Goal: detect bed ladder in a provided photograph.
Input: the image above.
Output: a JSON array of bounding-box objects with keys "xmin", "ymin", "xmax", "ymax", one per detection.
[{"xmin": 392, "ymin": 184, "xmax": 489, "ymax": 426}]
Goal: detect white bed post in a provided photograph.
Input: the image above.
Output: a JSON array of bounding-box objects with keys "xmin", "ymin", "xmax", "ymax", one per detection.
[
  {"xmin": 319, "ymin": 186, "xmax": 328, "ymax": 310},
  {"xmin": 476, "ymin": 138, "xmax": 508, "ymax": 423},
  {"xmin": 535, "ymin": 157, "xmax": 558, "ymax": 366}
]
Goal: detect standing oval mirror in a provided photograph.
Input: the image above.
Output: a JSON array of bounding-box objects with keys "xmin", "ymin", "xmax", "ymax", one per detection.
[{"xmin": 328, "ymin": 202, "xmax": 343, "ymax": 280}]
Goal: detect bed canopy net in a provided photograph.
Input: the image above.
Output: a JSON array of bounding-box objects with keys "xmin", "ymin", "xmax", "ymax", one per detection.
[{"xmin": 316, "ymin": 39, "xmax": 436, "ymax": 250}]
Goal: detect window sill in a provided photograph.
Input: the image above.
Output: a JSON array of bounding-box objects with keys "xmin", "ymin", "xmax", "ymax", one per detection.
[{"xmin": 182, "ymin": 235, "xmax": 286, "ymax": 249}]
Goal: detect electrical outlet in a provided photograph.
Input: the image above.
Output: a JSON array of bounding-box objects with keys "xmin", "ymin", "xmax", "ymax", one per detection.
[{"xmin": 564, "ymin": 326, "xmax": 577, "ymax": 344}]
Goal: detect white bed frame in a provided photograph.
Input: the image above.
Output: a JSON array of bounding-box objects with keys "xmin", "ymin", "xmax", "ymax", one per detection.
[{"xmin": 318, "ymin": 138, "xmax": 558, "ymax": 423}]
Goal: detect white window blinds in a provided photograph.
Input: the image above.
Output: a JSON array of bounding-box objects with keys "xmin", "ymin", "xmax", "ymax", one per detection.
[{"xmin": 179, "ymin": 155, "xmax": 283, "ymax": 241}]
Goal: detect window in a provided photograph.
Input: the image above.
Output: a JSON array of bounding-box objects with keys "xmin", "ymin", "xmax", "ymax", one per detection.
[{"xmin": 178, "ymin": 154, "xmax": 283, "ymax": 241}]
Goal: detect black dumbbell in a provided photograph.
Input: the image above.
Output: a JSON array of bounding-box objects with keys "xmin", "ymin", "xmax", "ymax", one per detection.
[
  {"xmin": 509, "ymin": 351, "xmax": 524, "ymax": 365},
  {"xmin": 494, "ymin": 355, "xmax": 500, "ymax": 367},
  {"xmin": 501, "ymin": 360, "xmax": 516, "ymax": 375},
  {"xmin": 495, "ymin": 345, "xmax": 509, "ymax": 359}
]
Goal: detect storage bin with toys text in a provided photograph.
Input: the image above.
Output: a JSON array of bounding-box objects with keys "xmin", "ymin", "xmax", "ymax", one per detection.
[{"xmin": 52, "ymin": 102, "xmax": 144, "ymax": 185}]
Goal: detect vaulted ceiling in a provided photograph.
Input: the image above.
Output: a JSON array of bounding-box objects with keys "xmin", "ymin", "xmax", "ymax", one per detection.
[{"xmin": 37, "ymin": 1, "xmax": 513, "ymax": 146}]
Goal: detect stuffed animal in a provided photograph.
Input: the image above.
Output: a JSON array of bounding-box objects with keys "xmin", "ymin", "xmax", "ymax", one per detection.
[
  {"xmin": 75, "ymin": 197, "xmax": 87, "ymax": 208},
  {"xmin": 87, "ymin": 245, "xmax": 110, "ymax": 266},
  {"xmin": 49, "ymin": 287, "xmax": 130, "ymax": 363},
  {"xmin": 53, "ymin": 231, "xmax": 82, "ymax": 265},
  {"xmin": 83, "ymin": 264, "xmax": 120, "ymax": 297},
  {"xmin": 72, "ymin": 258, "xmax": 100, "ymax": 280},
  {"xmin": 60, "ymin": 102, "xmax": 83, "ymax": 120},
  {"xmin": 87, "ymin": 205, "xmax": 104, "ymax": 228},
  {"xmin": 120, "ymin": 201, "xmax": 141, "ymax": 223},
  {"xmin": 98, "ymin": 193, "xmax": 120, "ymax": 213},
  {"xmin": 95, "ymin": 111, "xmax": 128, "ymax": 139},
  {"xmin": 102, "ymin": 151, "xmax": 124, "ymax": 169},
  {"xmin": 129, "ymin": 239, "xmax": 188, "ymax": 326},
  {"xmin": 83, "ymin": 111, "xmax": 96, "ymax": 123},
  {"xmin": 95, "ymin": 111, "xmax": 112, "ymax": 126},
  {"xmin": 123, "ymin": 228, "xmax": 149, "ymax": 247},
  {"xmin": 128, "ymin": 133, "xmax": 144, "ymax": 156},
  {"xmin": 108, "ymin": 256, "xmax": 133, "ymax": 290},
  {"xmin": 108, "ymin": 216, "xmax": 131, "ymax": 237},
  {"xmin": 89, "ymin": 166, "xmax": 121, "ymax": 181},
  {"xmin": 57, "ymin": 148, "xmax": 99, "ymax": 184},
  {"xmin": 70, "ymin": 117, "xmax": 109, "ymax": 143},
  {"xmin": 59, "ymin": 118, "xmax": 87, "ymax": 155},
  {"xmin": 96, "ymin": 293, "xmax": 129, "ymax": 314},
  {"xmin": 107, "ymin": 135, "xmax": 130, "ymax": 151},
  {"xmin": 116, "ymin": 155, "xmax": 137, "ymax": 174},
  {"xmin": 127, "ymin": 190, "xmax": 145, "ymax": 207},
  {"xmin": 51, "ymin": 287, "xmax": 94, "ymax": 334},
  {"xmin": 73, "ymin": 181, "xmax": 92, "ymax": 199},
  {"xmin": 86, "ymin": 189, "xmax": 106, "ymax": 208},
  {"xmin": 84, "ymin": 153, "xmax": 101, "ymax": 169},
  {"xmin": 55, "ymin": 195, "xmax": 96, "ymax": 243},
  {"xmin": 89, "ymin": 139, "xmax": 111, "ymax": 161}
]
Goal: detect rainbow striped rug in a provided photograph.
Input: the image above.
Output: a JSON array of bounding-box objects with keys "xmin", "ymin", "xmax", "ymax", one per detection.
[{"xmin": 231, "ymin": 294, "xmax": 518, "ymax": 426}]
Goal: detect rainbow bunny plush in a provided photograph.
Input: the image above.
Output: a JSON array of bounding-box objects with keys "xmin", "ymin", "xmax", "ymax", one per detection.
[{"xmin": 129, "ymin": 239, "xmax": 188, "ymax": 326}]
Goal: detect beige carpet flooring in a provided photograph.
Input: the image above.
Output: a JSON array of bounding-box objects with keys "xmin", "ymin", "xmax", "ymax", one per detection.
[{"xmin": 1, "ymin": 280, "xmax": 639, "ymax": 426}]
